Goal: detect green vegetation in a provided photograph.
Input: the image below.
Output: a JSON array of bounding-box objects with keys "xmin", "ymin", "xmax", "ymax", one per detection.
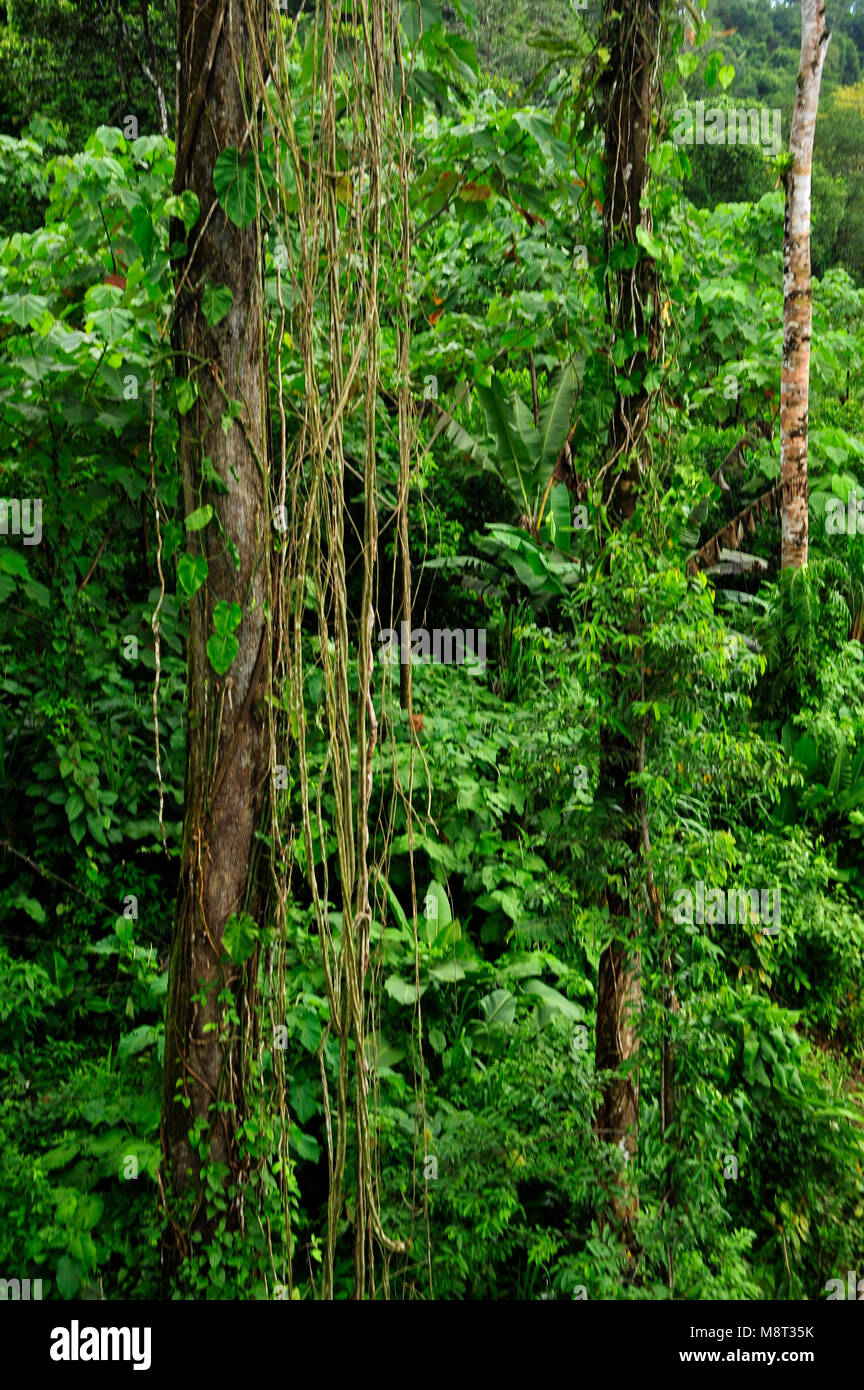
[{"xmin": 1, "ymin": 0, "xmax": 863, "ymax": 1305}]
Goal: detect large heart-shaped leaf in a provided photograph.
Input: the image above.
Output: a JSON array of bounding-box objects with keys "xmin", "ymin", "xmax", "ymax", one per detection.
[
  {"xmin": 177, "ymin": 552, "xmax": 208, "ymax": 597},
  {"xmin": 212, "ymin": 599, "xmax": 242, "ymax": 636},
  {"xmin": 214, "ymin": 148, "xmax": 273, "ymax": 228},
  {"xmin": 223, "ymin": 911, "xmax": 258, "ymax": 964},
  {"xmin": 207, "ymin": 631, "xmax": 239, "ymax": 674},
  {"xmin": 201, "ymin": 282, "xmax": 233, "ymax": 327}
]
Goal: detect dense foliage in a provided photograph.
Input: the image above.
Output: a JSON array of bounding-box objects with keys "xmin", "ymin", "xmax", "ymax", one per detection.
[{"xmin": 1, "ymin": 0, "xmax": 863, "ymax": 1302}]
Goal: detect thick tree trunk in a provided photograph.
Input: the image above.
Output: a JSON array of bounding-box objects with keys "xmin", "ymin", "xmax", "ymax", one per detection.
[
  {"xmin": 780, "ymin": 0, "xmax": 829, "ymax": 570},
  {"xmin": 593, "ymin": 0, "xmax": 661, "ymax": 1216},
  {"xmin": 161, "ymin": 0, "xmax": 271, "ymax": 1270},
  {"xmin": 601, "ymin": 0, "xmax": 662, "ymax": 513}
]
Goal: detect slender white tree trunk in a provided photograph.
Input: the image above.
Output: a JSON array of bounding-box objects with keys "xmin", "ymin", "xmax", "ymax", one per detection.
[{"xmin": 781, "ymin": 0, "xmax": 830, "ymax": 570}]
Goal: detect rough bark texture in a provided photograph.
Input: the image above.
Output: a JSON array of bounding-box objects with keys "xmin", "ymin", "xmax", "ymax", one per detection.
[
  {"xmin": 601, "ymin": 0, "xmax": 662, "ymax": 516},
  {"xmin": 593, "ymin": 0, "xmax": 662, "ymax": 1215},
  {"xmin": 781, "ymin": 0, "xmax": 830, "ymax": 570},
  {"xmin": 162, "ymin": 0, "xmax": 271, "ymax": 1266}
]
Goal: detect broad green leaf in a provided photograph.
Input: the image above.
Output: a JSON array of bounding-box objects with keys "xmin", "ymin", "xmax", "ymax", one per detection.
[
  {"xmin": 382, "ymin": 878, "xmax": 412, "ymax": 937},
  {"xmin": 428, "ymin": 959, "xmax": 468, "ymax": 982},
  {"xmin": 478, "ymin": 988, "xmax": 516, "ymax": 1027},
  {"xmin": 207, "ymin": 631, "xmax": 239, "ymax": 674},
  {"xmin": 164, "ymin": 189, "xmax": 200, "ymax": 232},
  {"xmin": 223, "ymin": 911, "xmax": 258, "ymax": 964},
  {"xmin": 538, "ymin": 363, "xmax": 578, "ymax": 470},
  {"xmin": 0, "ymin": 549, "xmax": 30, "ymax": 578},
  {"xmin": 1, "ymin": 293, "xmax": 49, "ymax": 327},
  {"xmin": 214, "ymin": 148, "xmax": 272, "ymax": 228},
  {"xmin": 130, "ymin": 204, "xmax": 155, "ymax": 261},
  {"xmin": 118, "ymin": 1025, "xmax": 158, "ymax": 1059},
  {"xmin": 521, "ymin": 978, "xmax": 584, "ymax": 1022},
  {"xmin": 385, "ymin": 974, "xmax": 422, "ymax": 1005},
  {"xmin": 86, "ymin": 307, "xmax": 134, "ymax": 342},
  {"xmin": 477, "ymin": 379, "xmax": 537, "ymax": 515},
  {"xmin": 212, "ymin": 599, "xmax": 242, "ymax": 635},
  {"xmin": 201, "ymin": 282, "xmax": 233, "ymax": 327},
  {"xmin": 56, "ymin": 1256, "xmax": 82, "ymax": 1300},
  {"xmin": 184, "ymin": 504, "xmax": 213, "ymax": 532},
  {"xmin": 177, "ymin": 379, "xmax": 196, "ymax": 415},
  {"xmin": 177, "ymin": 552, "xmax": 208, "ymax": 597},
  {"xmin": 423, "ymin": 879, "xmax": 452, "ymax": 945},
  {"xmin": 636, "ymin": 225, "xmax": 664, "ymax": 261}
]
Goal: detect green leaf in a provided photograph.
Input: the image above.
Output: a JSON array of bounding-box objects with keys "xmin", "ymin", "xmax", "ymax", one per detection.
[
  {"xmin": 130, "ymin": 204, "xmax": 156, "ymax": 261},
  {"xmin": 212, "ymin": 600, "xmax": 242, "ymax": 636},
  {"xmin": 428, "ymin": 959, "xmax": 468, "ymax": 982},
  {"xmin": 207, "ymin": 631, "xmax": 239, "ymax": 675},
  {"xmin": 14, "ymin": 893, "xmax": 46, "ymax": 923},
  {"xmin": 223, "ymin": 911, "xmax": 258, "ymax": 964},
  {"xmin": 185, "ymin": 504, "xmax": 213, "ymax": 532},
  {"xmin": 538, "ymin": 363, "xmax": 578, "ymax": 470},
  {"xmin": 718, "ymin": 62, "xmax": 735, "ymax": 90},
  {"xmin": 385, "ymin": 974, "xmax": 422, "ymax": 1005},
  {"xmin": 521, "ymin": 978, "xmax": 584, "ymax": 1022},
  {"xmin": 382, "ymin": 877, "xmax": 412, "ymax": 937},
  {"xmin": 213, "ymin": 148, "xmax": 272, "ymax": 228},
  {"xmin": 477, "ymin": 379, "xmax": 537, "ymax": 516},
  {"xmin": 201, "ymin": 282, "xmax": 234, "ymax": 327},
  {"xmin": 1, "ymin": 293, "xmax": 49, "ymax": 327},
  {"xmin": 791, "ymin": 734, "xmax": 819, "ymax": 778},
  {"xmin": 164, "ymin": 189, "xmax": 200, "ymax": 232},
  {"xmin": 0, "ymin": 549, "xmax": 31, "ymax": 578},
  {"xmin": 23, "ymin": 579, "xmax": 50, "ymax": 609},
  {"xmin": 478, "ymin": 988, "xmax": 516, "ymax": 1027},
  {"xmin": 495, "ymin": 951, "xmax": 553, "ymax": 981},
  {"xmin": 177, "ymin": 378, "xmax": 196, "ymax": 415},
  {"xmin": 177, "ymin": 552, "xmax": 208, "ymax": 597},
  {"xmin": 118, "ymin": 1025, "xmax": 158, "ymax": 1059},
  {"xmin": 289, "ymin": 1125, "xmax": 320, "ymax": 1163},
  {"xmin": 636, "ymin": 225, "xmax": 664, "ymax": 261},
  {"xmin": 40, "ymin": 1141, "xmax": 79, "ymax": 1171},
  {"xmin": 423, "ymin": 879, "xmax": 452, "ymax": 945},
  {"xmin": 86, "ymin": 307, "xmax": 134, "ymax": 342},
  {"xmin": 56, "ymin": 1256, "xmax": 82, "ymax": 1300}
]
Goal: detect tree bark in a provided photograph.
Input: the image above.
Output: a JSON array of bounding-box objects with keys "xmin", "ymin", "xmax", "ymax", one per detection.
[
  {"xmin": 161, "ymin": 0, "xmax": 271, "ymax": 1272},
  {"xmin": 780, "ymin": 0, "xmax": 830, "ymax": 570},
  {"xmin": 593, "ymin": 0, "xmax": 662, "ymax": 1220}
]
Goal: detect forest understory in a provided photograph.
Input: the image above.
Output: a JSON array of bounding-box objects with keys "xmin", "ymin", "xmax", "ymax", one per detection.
[{"xmin": 2, "ymin": 0, "xmax": 864, "ymax": 1335}]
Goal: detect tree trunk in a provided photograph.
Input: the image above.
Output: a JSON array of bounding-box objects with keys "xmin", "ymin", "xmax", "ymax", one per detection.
[
  {"xmin": 593, "ymin": 0, "xmax": 662, "ymax": 1218},
  {"xmin": 161, "ymin": 0, "xmax": 271, "ymax": 1272},
  {"xmin": 781, "ymin": 0, "xmax": 830, "ymax": 570}
]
